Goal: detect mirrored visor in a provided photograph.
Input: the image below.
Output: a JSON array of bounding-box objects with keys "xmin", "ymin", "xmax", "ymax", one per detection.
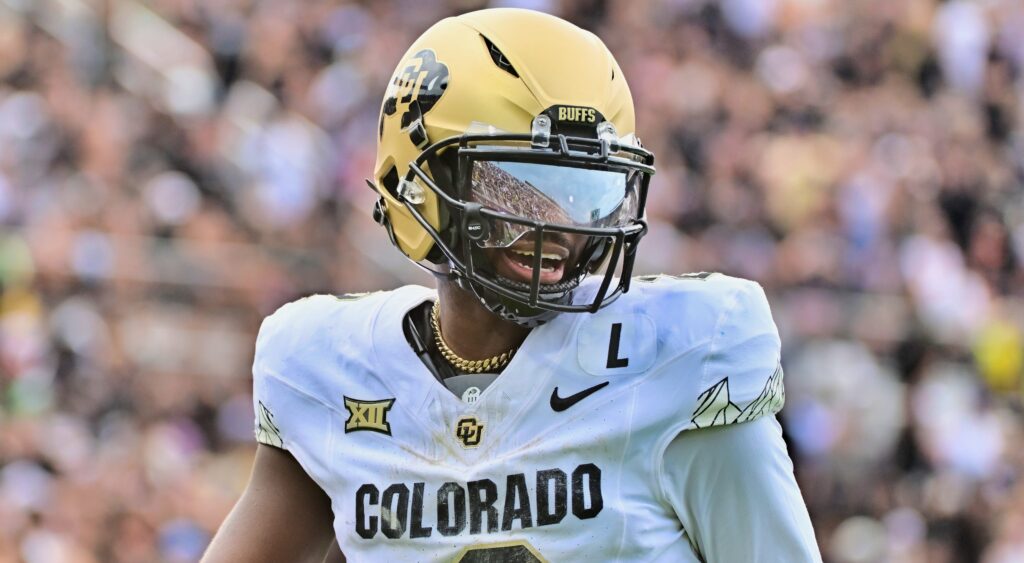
[{"xmin": 469, "ymin": 160, "xmax": 640, "ymax": 248}]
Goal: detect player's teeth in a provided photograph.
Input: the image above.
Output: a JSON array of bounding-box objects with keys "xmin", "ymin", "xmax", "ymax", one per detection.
[{"xmin": 509, "ymin": 249, "xmax": 563, "ymax": 260}]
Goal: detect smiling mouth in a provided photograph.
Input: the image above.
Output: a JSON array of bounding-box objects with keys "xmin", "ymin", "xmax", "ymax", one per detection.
[{"xmin": 496, "ymin": 243, "xmax": 571, "ymax": 284}]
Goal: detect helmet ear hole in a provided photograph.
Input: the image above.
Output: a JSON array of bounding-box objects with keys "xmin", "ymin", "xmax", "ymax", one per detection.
[
  {"xmin": 423, "ymin": 151, "xmax": 460, "ymax": 265},
  {"xmin": 425, "ymin": 150, "xmax": 458, "ymax": 195},
  {"xmin": 381, "ymin": 165, "xmax": 400, "ymax": 198}
]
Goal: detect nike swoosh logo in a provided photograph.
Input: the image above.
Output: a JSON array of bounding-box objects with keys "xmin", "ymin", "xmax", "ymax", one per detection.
[{"xmin": 550, "ymin": 381, "xmax": 609, "ymax": 412}]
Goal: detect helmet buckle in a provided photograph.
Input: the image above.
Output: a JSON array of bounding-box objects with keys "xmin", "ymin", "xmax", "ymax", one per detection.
[
  {"xmin": 531, "ymin": 115, "xmax": 552, "ymax": 147},
  {"xmin": 597, "ymin": 121, "xmax": 620, "ymax": 156},
  {"xmin": 398, "ymin": 179, "xmax": 426, "ymax": 205}
]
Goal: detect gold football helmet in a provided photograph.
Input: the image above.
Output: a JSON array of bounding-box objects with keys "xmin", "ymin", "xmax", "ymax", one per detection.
[{"xmin": 370, "ymin": 8, "xmax": 655, "ymax": 326}]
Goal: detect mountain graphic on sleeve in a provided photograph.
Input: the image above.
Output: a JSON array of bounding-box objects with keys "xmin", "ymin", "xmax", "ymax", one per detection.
[
  {"xmin": 691, "ymin": 365, "xmax": 785, "ymax": 429},
  {"xmin": 256, "ymin": 400, "xmax": 284, "ymax": 448}
]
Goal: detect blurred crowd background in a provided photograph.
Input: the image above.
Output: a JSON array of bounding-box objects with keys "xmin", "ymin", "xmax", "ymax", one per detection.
[{"xmin": 1, "ymin": 0, "xmax": 1022, "ymax": 561}]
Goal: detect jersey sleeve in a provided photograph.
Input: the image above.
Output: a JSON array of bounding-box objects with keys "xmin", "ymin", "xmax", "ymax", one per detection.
[
  {"xmin": 661, "ymin": 416, "xmax": 822, "ymax": 562},
  {"xmin": 250, "ymin": 298, "xmax": 336, "ymax": 487},
  {"xmin": 690, "ymin": 278, "xmax": 784, "ymax": 429},
  {"xmin": 252, "ymin": 299, "xmax": 301, "ymax": 449}
]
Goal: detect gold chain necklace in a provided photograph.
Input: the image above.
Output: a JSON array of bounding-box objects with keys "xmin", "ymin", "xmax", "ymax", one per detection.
[{"xmin": 431, "ymin": 301, "xmax": 516, "ymax": 374}]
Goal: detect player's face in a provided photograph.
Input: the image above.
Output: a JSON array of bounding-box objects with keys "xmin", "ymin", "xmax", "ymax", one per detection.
[
  {"xmin": 468, "ymin": 160, "xmax": 640, "ymax": 285},
  {"xmin": 484, "ymin": 232, "xmax": 588, "ymax": 285}
]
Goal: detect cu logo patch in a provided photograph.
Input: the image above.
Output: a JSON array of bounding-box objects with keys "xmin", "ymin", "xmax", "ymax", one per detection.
[
  {"xmin": 455, "ymin": 416, "xmax": 484, "ymax": 448},
  {"xmin": 344, "ymin": 396, "xmax": 395, "ymax": 435}
]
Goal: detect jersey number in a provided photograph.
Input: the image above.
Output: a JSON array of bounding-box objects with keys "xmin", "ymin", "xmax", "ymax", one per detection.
[
  {"xmin": 606, "ymin": 323, "xmax": 629, "ymax": 369},
  {"xmin": 456, "ymin": 540, "xmax": 546, "ymax": 562}
]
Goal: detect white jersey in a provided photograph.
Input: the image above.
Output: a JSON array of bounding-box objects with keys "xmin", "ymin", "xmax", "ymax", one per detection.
[{"xmin": 252, "ymin": 274, "xmax": 800, "ymax": 562}]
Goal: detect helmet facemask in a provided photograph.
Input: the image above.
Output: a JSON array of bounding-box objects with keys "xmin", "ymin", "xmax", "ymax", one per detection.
[{"xmin": 386, "ymin": 109, "xmax": 654, "ymax": 327}]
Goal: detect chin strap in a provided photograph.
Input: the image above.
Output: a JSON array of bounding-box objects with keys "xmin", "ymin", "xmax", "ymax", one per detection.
[
  {"xmin": 447, "ymin": 263, "xmax": 570, "ymax": 328},
  {"xmin": 491, "ymin": 273, "xmax": 582, "ymax": 294}
]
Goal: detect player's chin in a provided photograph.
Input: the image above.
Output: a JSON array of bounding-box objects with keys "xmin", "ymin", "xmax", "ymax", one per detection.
[{"xmin": 489, "ymin": 247, "xmax": 571, "ymax": 285}]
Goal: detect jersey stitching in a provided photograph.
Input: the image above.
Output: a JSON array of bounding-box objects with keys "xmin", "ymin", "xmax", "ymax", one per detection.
[
  {"xmin": 698, "ymin": 282, "xmax": 745, "ymax": 394},
  {"xmin": 474, "ymin": 310, "xmax": 587, "ymax": 461},
  {"xmin": 268, "ymin": 360, "xmax": 446, "ymax": 465},
  {"xmin": 259, "ymin": 291, "xmax": 445, "ymax": 463},
  {"xmin": 651, "ymin": 280, "xmax": 782, "ymax": 563},
  {"xmin": 368, "ymin": 287, "xmax": 438, "ymax": 417},
  {"xmin": 651, "ymin": 281, "xmax": 744, "ymax": 510},
  {"xmin": 480, "ymin": 327, "xmax": 710, "ymax": 466},
  {"xmin": 651, "ymin": 412, "xmax": 698, "ymax": 533},
  {"xmin": 648, "ymin": 338, "xmax": 713, "ymax": 375},
  {"xmin": 766, "ymin": 418, "xmax": 818, "ymax": 558},
  {"xmin": 261, "ymin": 370, "xmax": 347, "ymax": 417},
  {"xmin": 650, "ymin": 418, "xmax": 716, "ymax": 563},
  {"xmin": 652, "ymin": 415, "xmax": 721, "ymax": 562},
  {"xmin": 627, "ymin": 276, "xmax": 716, "ymax": 374},
  {"xmin": 256, "ymin": 372, "xmax": 341, "ymax": 509},
  {"xmin": 613, "ymin": 388, "xmax": 639, "ymax": 560}
]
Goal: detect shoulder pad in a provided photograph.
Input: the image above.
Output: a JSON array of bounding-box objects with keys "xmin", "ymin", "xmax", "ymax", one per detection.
[
  {"xmin": 254, "ymin": 292, "xmax": 391, "ymax": 395},
  {"xmin": 251, "ymin": 291, "xmax": 399, "ymax": 451},
  {"xmin": 636, "ymin": 273, "xmax": 785, "ymax": 429}
]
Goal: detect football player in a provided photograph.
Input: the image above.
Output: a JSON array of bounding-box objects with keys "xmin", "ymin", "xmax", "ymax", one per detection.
[{"xmin": 204, "ymin": 8, "xmax": 821, "ymax": 563}]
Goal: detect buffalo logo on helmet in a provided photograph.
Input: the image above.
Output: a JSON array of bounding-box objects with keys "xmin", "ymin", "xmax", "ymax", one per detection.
[{"xmin": 380, "ymin": 49, "xmax": 449, "ymax": 145}]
